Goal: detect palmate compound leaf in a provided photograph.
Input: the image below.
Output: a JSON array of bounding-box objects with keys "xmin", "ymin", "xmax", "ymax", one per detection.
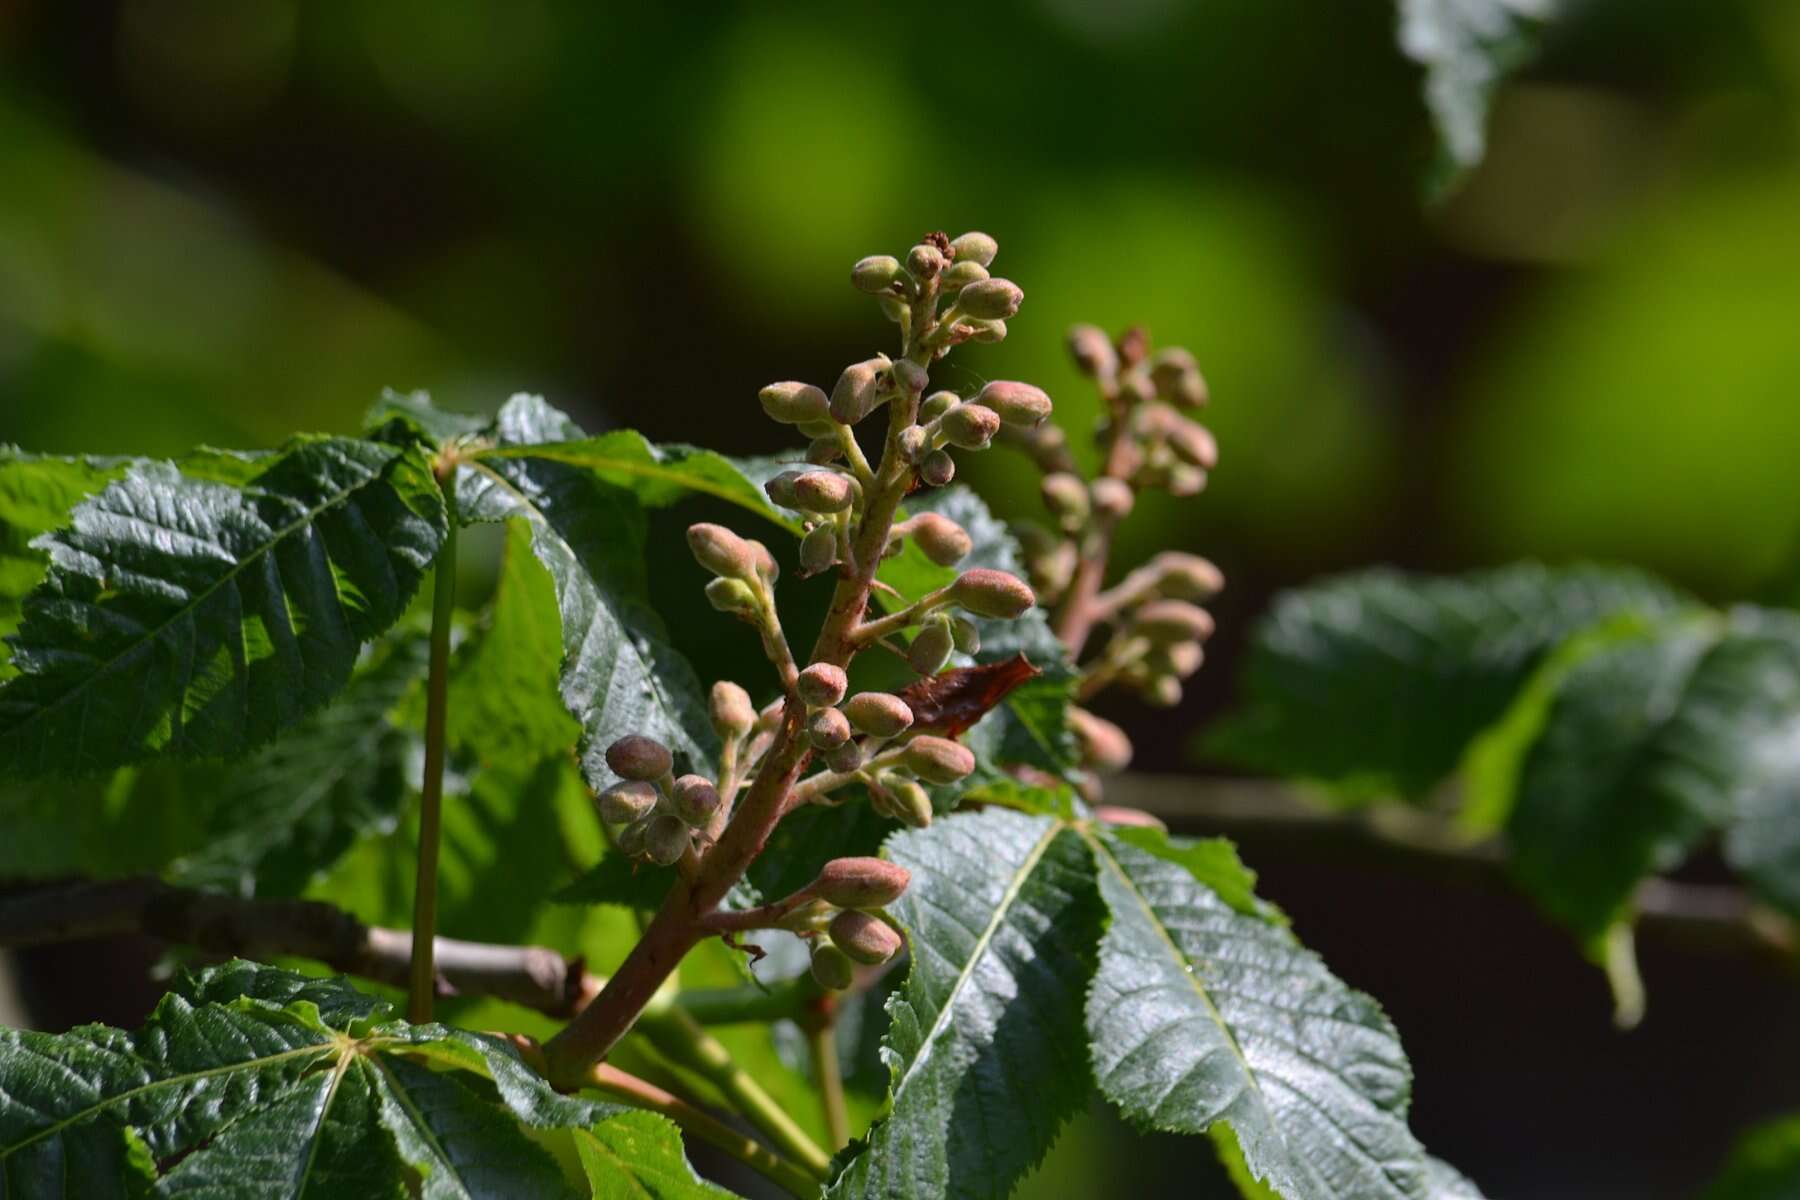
[
  {"xmin": 0, "ymin": 959, "xmax": 734, "ymax": 1199},
  {"xmin": 0, "ymin": 436, "xmax": 447, "ymax": 775},
  {"xmin": 1083, "ymin": 825, "xmax": 1469, "ymax": 1200},
  {"xmin": 1205, "ymin": 564, "xmax": 1691, "ymax": 803}
]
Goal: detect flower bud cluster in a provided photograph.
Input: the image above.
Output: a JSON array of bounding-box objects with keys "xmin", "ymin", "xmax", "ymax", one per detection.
[
  {"xmin": 596, "ymin": 735, "xmax": 722, "ymax": 866},
  {"xmin": 783, "ymin": 856, "xmax": 911, "ymax": 990}
]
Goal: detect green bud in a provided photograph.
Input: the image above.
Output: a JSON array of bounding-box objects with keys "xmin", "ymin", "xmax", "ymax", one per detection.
[
  {"xmin": 616, "ymin": 815, "xmax": 651, "ymax": 858},
  {"xmin": 1068, "ymin": 707, "xmax": 1133, "ymax": 773},
  {"xmin": 843, "ymin": 691, "xmax": 914, "ymax": 738},
  {"xmin": 907, "ymin": 620, "xmax": 955, "ymax": 675},
  {"xmin": 710, "ymin": 680, "xmax": 755, "ymax": 740},
  {"xmin": 941, "ymin": 403, "xmax": 1001, "ymax": 451},
  {"xmin": 810, "ymin": 941, "xmax": 856, "ymax": 991},
  {"xmin": 808, "ymin": 706, "xmax": 852, "ymax": 750},
  {"xmin": 1090, "ymin": 477, "xmax": 1135, "ymax": 521},
  {"xmin": 906, "ymin": 243, "xmax": 943, "ymax": 279},
  {"xmin": 793, "ymin": 470, "xmax": 854, "ymax": 513},
  {"xmin": 799, "ymin": 525, "xmax": 838, "ymax": 577},
  {"xmin": 1068, "ymin": 324, "xmax": 1118, "ymax": 379},
  {"xmin": 687, "ymin": 522, "xmax": 755, "ymax": 579},
  {"xmin": 969, "ymin": 318, "xmax": 1007, "ymax": 343},
  {"xmin": 957, "ymin": 277, "xmax": 1021, "ymax": 320},
  {"xmin": 775, "ymin": 897, "xmax": 835, "ymax": 933},
  {"xmin": 1152, "ymin": 551, "xmax": 1224, "ymax": 600},
  {"xmin": 797, "ymin": 662, "xmax": 849, "ymax": 708},
  {"xmin": 949, "ymin": 615, "xmax": 981, "ymax": 655},
  {"xmin": 919, "ymin": 390, "xmax": 959, "ymax": 422},
  {"xmin": 940, "ymin": 260, "xmax": 989, "ymax": 292},
  {"xmin": 903, "ymin": 735, "xmax": 975, "ymax": 784},
  {"xmin": 826, "ymin": 740, "xmax": 864, "ymax": 773},
  {"xmin": 829, "ymin": 909, "xmax": 903, "ymax": 965},
  {"xmin": 671, "ymin": 774, "xmax": 720, "ymax": 827},
  {"xmin": 805, "ymin": 436, "xmax": 843, "ymax": 466},
  {"xmin": 890, "ymin": 778, "xmax": 934, "ymax": 828},
  {"xmin": 760, "ymin": 381, "xmax": 831, "ymax": 425},
  {"xmin": 813, "ymin": 857, "xmax": 912, "ymax": 908},
  {"xmin": 851, "ymin": 255, "xmax": 904, "ymax": 295},
  {"xmin": 973, "ymin": 381, "xmax": 1052, "ymax": 427},
  {"xmin": 951, "ymin": 567, "xmax": 1035, "ymax": 620},
  {"xmin": 705, "ymin": 576, "xmax": 758, "ymax": 616},
  {"xmin": 598, "ymin": 779, "xmax": 658, "ymax": 826},
  {"xmin": 1041, "ymin": 472, "xmax": 1089, "ymax": 529},
  {"xmin": 797, "ymin": 419, "xmax": 839, "ymax": 439},
  {"xmin": 606, "ymin": 735, "xmax": 672, "ymax": 782},
  {"xmin": 949, "ymin": 231, "xmax": 998, "ymax": 267},
  {"xmin": 1131, "ymin": 599, "xmax": 1215, "ymax": 644},
  {"xmin": 921, "ymin": 450, "xmax": 955, "ymax": 487},
  {"xmin": 907, "ymin": 512, "xmax": 972, "ymax": 567},
  {"xmin": 830, "ymin": 355, "xmax": 891, "ymax": 425},
  {"xmin": 645, "ymin": 813, "xmax": 691, "ymax": 865}
]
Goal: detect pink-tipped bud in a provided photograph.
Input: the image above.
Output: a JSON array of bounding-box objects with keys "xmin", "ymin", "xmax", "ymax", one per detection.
[
  {"xmin": 920, "ymin": 451, "xmax": 955, "ymax": 487},
  {"xmin": 941, "ymin": 403, "xmax": 1001, "ymax": 451},
  {"xmin": 1090, "ymin": 477, "xmax": 1135, "ymax": 521},
  {"xmin": 687, "ymin": 523, "xmax": 755, "ymax": 579},
  {"xmin": 950, "ymin": 568, "xmax": 1035, "ymax": 620},
  {"xmin": 606, "ymin": 735, "xmax": 672, "ymax": 782},
  {"xmin": 843, "ymin": 692, "xmax": 914, "ymax": 738},
  {"xmin": 813, "ymin": 857, "xmax": 911, "ymax": 909},
  {"xmin": 710, "ymin": 681, "xmax": 755, "ymax": 740},
  {"xmin": 906, "ymin": 243, "xmax": 943, "ymax": 280},
  {"xmin": 808, "ymin": 706, "xmax": 852, "ymax": 751},
  {"xmin": 747, "ymin": 540, "xmax": 778, "ymax": 584},
  {"xmin": 598, "ymin": 779, "xmax": 658, "ymax": 825},
  {"xmin": 1068, "ymin": 325, "xmax": 1118, "ymax": 379},
  {"xmin": 903, "ymin": 735, "xmax": 976, "ymax": 784},
  {"xmin": 949, "ymin": 231, "xmax": 998, "ymax": 267},
  {"xmin": 830, "ymin": 356, "xmax": 892, "ymax": 425},
  {"xmin": 793, "ymin": 471, "xmax": 854, "ymax": 513},
  {"xmin": 1093, "ymin": 805, "xmax": 1168, "ymax": 831},
  {"xmin": 973, "ymin": 381, "xmax": 1052, "ymax": 427},
  {"xmin": 671, "ymin": 774, "xmax": 720, "ymax": 827},
  {"xmin": 908, "ymin": 513, "xmax": 972, "ymax": 567},
  {"xmin": 1132, "ymin": 599, "xmax": 1215, "ymax": 644},
  {"xmin": 1165, "ymin": 464, "xmax": 1207, "ymax": 497},
  {"xmin": 829, "ymin": 910, "xmax": 903, "ymax": 965},
  {"xmin": 797, "ymin": 663, "xmax": 849, "ymax": 709},
  {"xmin": 851, "ymin": 255, "xmax": 904, "ymax": 295},
  {"xmin": 1068, "ymin": 707, "xmax": 1133, "ymax": 773},
  {"xmin": 760, "ymin": 381, "xmax": 831, "ymax": 425},
  {"xmin": 1166, "ymin": 417, "xmax": 1218, "ymax": 470},
  {"xmin": 957, "ymin": 278, "xmax": 1022, "ymax": 321}
]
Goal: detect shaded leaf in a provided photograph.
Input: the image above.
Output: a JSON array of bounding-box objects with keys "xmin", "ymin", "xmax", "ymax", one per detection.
[
  {"xmin": 1206, "ymin": 564, "xmax": 1690, "ymax": 802},
  {"xmin": 826, "ymin": 808, "xmax": 1102, "ymax": 1200},
  {"xmin": 1702, "ymin": 1113, "xmax": 1800, "ymax": 1200},
  {"xmin": 1083, "ymin": 825, "xmax": 1463, "ymax": 1200},
  {"xmin": 0, "ymin": 436, "xmax": 447, "ymax": 774}
]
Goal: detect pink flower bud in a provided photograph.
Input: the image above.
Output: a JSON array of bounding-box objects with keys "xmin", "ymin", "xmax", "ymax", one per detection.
[
  {"xmin": 793, "ymin": 471, "xmax": 854, "ymax": 513},
  {"xmin": 606, "ymin": 735, "xmax": 672, "ymax": 782},
  {"xmin": 813, "ymin": 856, "xmax": 911, "ymax": 909},
  {"xmin": 903, "ymin": 735, "xmax": 976, "ymax": 784},
  {"xmin": 941, "ymin": 403, "xmax": 1001, "ymax": 451},
  {"xmin": 687, "ymin": 523, "xmax": 755, "ymax": 579},
  {"xmin": 906, "ymin": 243, "xmax": 943, "ymax": 280},
  {"xmin": 1068, "ymin": 324, "xmax": 1118, "ymax": 379},
  {"xmin": 829, "ymin": 910, "xmax": 903, "ymax": 965},
  {"xmin": 1090, "ymin": 477, "xmax": 1134, "ymax": 521},
  {"xmin": 843, "ymin": 692, "xmax": 914, "ymax": 738},
  {"xmin": 710, "ymin": 681, "xmax": 755, "ymax": 739},
  {"xmin": 907, "ymin": 513, "xmax": 972, "ymax": 567},
  {"xmin": 1041, "ymin": 473, "xmax": 1089, "ymax": 529},
  {"xmin": 1131, "ymin": 599, "xmax": 1215, "ymax": 644},
  {"xmin": 950, "ymin": 568, "xmax": 1035, "ymax": 620},
  {"xmin": 1152, "ymin": 552, "xmax": 1224, "ymax": 600},
  {"xmin": 973, "ymin": 381, "xmax": 1052, "ymax": 427},
  {"xmin": 808, "ymin": 706, "xmax": 852, "ymax": 750},
  {"xmin": 920, "ymin": 450, "xmax": 955, "ymax": 487},
  {"xmin": 1068, "ymin": 707, "xmax": 1133, "ymax": 773},
  {"xmin": 830, "ymin": 356, "xmax": 892, "ymax": 425},
  {"xmin": 797, "ymin": 663, "xmax": 849, "ymax": 708},
  {"xmin": 671, "ymin": 774, "xmax": 720, "ymax": 827},
  {"xmin": 760, "ymin": 381, "xmax": 831, "ymax": 425}
]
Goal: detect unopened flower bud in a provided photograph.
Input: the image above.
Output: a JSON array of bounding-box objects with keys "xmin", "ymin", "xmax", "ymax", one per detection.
[
  {"xmin": 1068, "ymin": 324, "xmax": 1118, "ymax": 379},
  {"xmin": 797, "ymin": 663, "xmax": 849, "ymax": 708},
  {"xmin": 1119, "ymin": 371, "xmax": 1155, "ymax": 407},
  {"xmin": 1165, "ymin": 465, "xmax": 1207, "ymax": 497},
  {"xmin": 907, "ymin": 620, "xmax": 955, "ymax": 675},
  {"xmin": 957, "ymin": 278, "xmax": 1022, "ymax": 320},
  {"xmin": 1090, "ymin": 477, "xmax": 1135, "ymax": 520},
  {"xmin": 763, "ymin": 471, "xmax": 801, "ymax": 509},
  {"xmin": 799, "ymin": 526, "xmax": 838, "ymax": 577},
  {"xmin": 810, "ymin": 941, "xmax": 856, "ymax": 990},
  {"xmin": 1152, "ymin": 552, "xmax": 1224, "ymax": 600},
  {"xmin": 894, "ymin": 359, "xmax": 929, "ymax": 397},
  {"xmin": 710, "ymin": 681, "xmax": 755, "ymax": 740},
  {"xmin": 829, "ymin": 910, "xmax": 903, "ymax": 965},
  {"xmin": 806, "ymin": 437, "xmax": 843, "ymax": 465},
  {"xmin": 598, "ymin": 779, "xmax": 658, "ymax": 825},
  {"xmin": 973, "ymin": 381, "xmax": 1052, "ymax": 427},
  {"xmin": 1165, "ymin": 417, "xmax": 1218, "ymax": 470},
  {"xmin": 1041, "ymin": 473, "xmax": 1089, "ymax": 529},
  {"xmin": 1132, "ymin": 599, "xmax": 1215, "ymax": 644},
  {"xmin": 948, "ymin": 231, "xmax": 998, "ymax": 267},
  {"xmin": 1068, "ymin": 707, "xmax": 1133, "ymax": 773},
  {"xmin": 903, "ymin": 735, "xmax": 976, "ymax": 784},
  {"xmin": 830, "ymin": 356, "xmax": 891, "ymax": 425},
  {"xmin": 616, "ymin": 816, "xmax": 651, "ymax": 858},
  {"xmin": 940, "ymin": 260, "xmax": 989, "ymax": 292},
  {"xmin": 606, "ymin": 735, "xmax": 672, "ymax": 782},
  {"xmin": 813, "ymin": 856, "xmax": 912, "ymax": 909},
  {"xmin": 776, "ymin": 898, "xmax": 835, "ymax": 933},
  {"xmin": 671, "ymin": 774, "xmax": 720, "ymax": 826},
  {"xmin": 851, "ymin": 255, "xmax": 904, "ymax": 295},
  {"xmin": 891, "ymin": 778, "xmax": 934, "ymax": 828},
  {"xmin": 827, "ymin": 740, "xmax": 864, "ymax": 773},
  {"xmin": 921, "ymin": 451, "xmax": 955, "ymax": 487},
  {"xmin": 897, "ymin": 426, "xmax": 929, "ymax": 463},
  {"xmin": 645, "ymin": 813, "xmax": 691, "ymax": 865},
  {"xmin": 908, "ymin": 513, "xmax": 972, "ymax": 566},
  {"xmin": 920, "ymin": 391, "xmax": 959, "ymax": 422},
  {"xmin": 906, "ymin": 243, "xmax": 943, "ymax": 280},
  {"xmin": 941, "ymin": 403, "xmax": 1001, "ymax": 451},
  {"xmin": 951, "ymin": 568, "xmax": 1035, "ymax": 620},
  {"xmin": 844, "ymin": 692, "xmax": 914, "ymax": 737},
  {"xmin": 793, "ymin": 471, "xmax": 854, "ymax": 513},
  {"xmin": 949, "ymin": 616, "xmax": 981, "ymax": 654},
  {"xmin": 1093, "ymin": 805, "xmax": 1167, "ymax": 831},
  {"xmin": 1157, "ymin": 640, "xmax": 1205, "ymax": 678},
  {"xmin": 808, "ymin": 706, "xmax": 852, "ymax": 751},
  {"xmin": 968, "ymin": 318, "xmax": 1007, "ymax": 343},
  {"xmin": 1144, "ymin": 674, "xmax": 1183, "ymax": 708},
  {"xmin": 797, "ymin": 419, "xmax": 839, "ymax": 440},
  {"xmin": 705, "ymin": 577, "xmax": 758, "ymax": 616},
  {"xmin": 687, "ymin": 523, "xmax": 756, "ymax": 579},
  {"xmin": 760, "ymin": 382, "xmax": 831, "ymax": 425},
  {"xmin": 1150, "ymin": 348, "xmax": 1208, "ymax": 408},
  {"xmin": 748, "ymin": 540, "xmax": 779, "ymax": 583}
]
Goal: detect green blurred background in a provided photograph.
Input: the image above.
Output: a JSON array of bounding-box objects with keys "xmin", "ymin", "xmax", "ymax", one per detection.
[{"xmin": 3, "ymin": 1, "xmax": 1799, "ymax": 1196}]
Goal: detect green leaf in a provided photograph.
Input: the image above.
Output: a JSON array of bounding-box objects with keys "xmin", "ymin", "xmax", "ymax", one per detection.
[
  {"xmin": 826, "ymin": 808, "xmax": 1103, "ymax": 1200},
  {"xmin": 1509, "ymin": 608, "xmax": 1800, "ymax": 936},
  {"xmin": 1082, "ymin": 825, "xmax": 1465, "ymax": 1200},
  {"xmin": 0, "ymin": 960, "xmax": 598, "ymax": 1199},
  {"xmin": 366, "ymin": 389, "xmax": 491, "ymax": 447},
  {"xmin": 0, "ymin": 436, "xmax": 448, "ymax": 774},
  {"xmin": 1206, "ymin": 564, "xmax": 1689, "ymax": 802},
  {"xmin": 459, "ymin": 397, "xmax": 723, "ymax": 785},
  {"xmin": 573, "ymin": 1111, "xmax": 738, "ymax": 1199},
  {"xmin": 1396, "ymin": 0, "xmax": 1558, "ymax": 177},
  {"xmin": 554, "ymin": 851, "xmax": 677, "ymax": 911},
  {"xmin": 1702, "ymin": 1113, "xmax": 1800, "ymax": 1200}
]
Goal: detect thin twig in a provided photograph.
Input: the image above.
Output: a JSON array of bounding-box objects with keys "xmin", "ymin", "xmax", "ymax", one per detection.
[
  {"xmin": 409, "ymin": 465, "xmax": 458, "ymax": 1024},
  {"xmin": 810, "ymin": 1023, "xmax": 849, "ymax": 1151}
]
